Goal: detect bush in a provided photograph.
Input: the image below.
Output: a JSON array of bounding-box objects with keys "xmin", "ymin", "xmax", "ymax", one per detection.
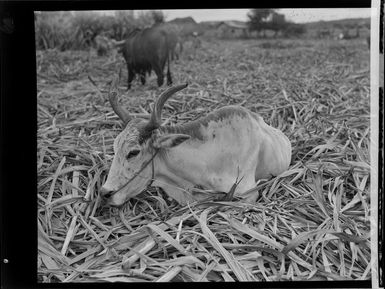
[
  {"xmin": 283, "ymin": 23, "xmax": 307, "ymax": 38},
  {"xmin": 35, "ymin": 11, "xmax": 78, "ymax": 50},
  {"xmin": 35, "ymin": 10, "xmax": 164, "ymax": 51}
]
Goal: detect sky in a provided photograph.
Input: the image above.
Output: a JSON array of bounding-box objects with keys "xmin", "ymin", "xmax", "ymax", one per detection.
[{"xmin": 135, "ymin": 8, "xmax": 372, "ymax": 23}]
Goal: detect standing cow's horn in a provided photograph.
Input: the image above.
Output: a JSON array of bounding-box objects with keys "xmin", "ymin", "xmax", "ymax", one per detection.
[
  {"xmin": 111, "ymin": 39, "xmax": 126, "ymax": 48},
  {"xmin": 109, "ymin": 72, "xmax": 131, "ymax": 125},
  {"xmin": 149, "ymin": 83, "xmax": 188, "ymax": 128}
]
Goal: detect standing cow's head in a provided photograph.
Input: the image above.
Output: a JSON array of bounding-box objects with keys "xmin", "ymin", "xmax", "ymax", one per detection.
[{"xmin": 100, "ymin": 75, "xmax": 190, "ymax": 206}]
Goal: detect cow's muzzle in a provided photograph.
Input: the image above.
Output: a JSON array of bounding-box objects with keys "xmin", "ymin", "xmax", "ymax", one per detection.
[
  {"xmin": 99, "ymin": 187, "xmax": 122, "ymax": 207},
  {"xmin": 100, "ymin": 187, "xmax": 114, "ymax": 199},
  {"xmin": 100, "ymin": 149, "xmax": 159, "ymax": 206}
]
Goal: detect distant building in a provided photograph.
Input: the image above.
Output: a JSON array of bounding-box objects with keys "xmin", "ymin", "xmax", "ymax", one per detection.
[
  {"xmin": 201, "ymin": 20, "xmax": 249, "ymax": 39},
  {"xmin": 216, "ymin": 21, "xmax": 249, "ymax": 38},
  {"xmin": 168, "ymin": 16, "xmax": 197, "ymax": 25}
]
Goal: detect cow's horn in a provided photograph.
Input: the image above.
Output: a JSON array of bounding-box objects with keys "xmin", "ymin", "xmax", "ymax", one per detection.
[
  {"xmin": 149, "ymin": 83, "xmax": 188, "ymax": 128},
  {"xmin": 108, "ymin": 71, "xmax": 131, "ymax": 125}
]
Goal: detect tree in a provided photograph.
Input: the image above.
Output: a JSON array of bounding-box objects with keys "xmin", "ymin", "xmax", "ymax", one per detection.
[
  {"xmin": 268, "ymin": 12, "xmax": 286, "ymax": 37},
  {"xmin": 114, "ymin": 11, "xmax": 135, "ymax": 40},
  {"xmin": 151, "ymin": 10, "xmax": 165, "ymax": 24},
  {"xmin": 247, "ymin": 9, "xmax": 274, "ymax": 35},
  {"xmin": 135, "ymin": 10, "xmax": 165, "ymax": 28}
]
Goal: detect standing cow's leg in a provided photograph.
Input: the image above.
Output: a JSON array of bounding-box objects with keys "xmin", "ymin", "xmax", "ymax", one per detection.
[
  {"xmin": 166, "ymin": 69, "xmax": 172, "ymax": 86},
  {"xmin": 140, "ymin": 71, "xmax": 146, "ymax": 85},
  {"xmin": 153, "ymin": 64, "xmax": 164, "ymax": 87},
  {"xmin": 166, "ymin": 57, "xmax": 172, "ymax": 86},
  {"xmin": 127, "ymin": 66, "xmax": 134, "ymax": 90}
]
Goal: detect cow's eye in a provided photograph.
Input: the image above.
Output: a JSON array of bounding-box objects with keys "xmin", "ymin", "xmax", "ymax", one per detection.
[{"xmin": 126, "ymin": 149, "xmax": 140, "ymax": 159}]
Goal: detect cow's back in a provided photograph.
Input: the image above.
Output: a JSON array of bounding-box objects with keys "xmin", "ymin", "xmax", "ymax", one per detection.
[
  {"xmin": 134, "ymin": 27, "xmax": 168, "ymax": 64},
  {"xmin": 158, "ymin": 106, "xmax": 291, "ymax": 195},
  {"xmin": 123, "ymin": 28, "xmax": 168, "ymax": 63}
]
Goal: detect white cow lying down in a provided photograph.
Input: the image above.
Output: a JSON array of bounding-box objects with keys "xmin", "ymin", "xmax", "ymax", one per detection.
[{"xmin": 100, "ymin": 76, "xmax": 292, "ymax": 206}]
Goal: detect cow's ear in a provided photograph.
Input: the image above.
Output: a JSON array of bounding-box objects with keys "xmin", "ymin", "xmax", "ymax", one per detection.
[{"xmin": 153, "ymin": 134, "xmax": 190, "ymax": 149}]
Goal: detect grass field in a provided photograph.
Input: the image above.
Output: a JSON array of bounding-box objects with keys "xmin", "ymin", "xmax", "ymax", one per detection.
[{"xmin": 37, "ymin": 37, "xmax": 372, "ymax": 282}]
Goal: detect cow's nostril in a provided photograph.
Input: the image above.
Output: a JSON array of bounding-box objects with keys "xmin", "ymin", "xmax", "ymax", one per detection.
[{"xmin": 100, "ymin": 187, "xmax": 114, "ymax": 199}]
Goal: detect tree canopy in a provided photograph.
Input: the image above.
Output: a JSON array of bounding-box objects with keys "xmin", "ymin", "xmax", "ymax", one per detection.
[
  {"xmin": 247, "ymin": 9, "xmax": 274, "ymax": 32},
  {"xmin": 247, "ymin": 9, "xmax": 306, "ymax": 37}
]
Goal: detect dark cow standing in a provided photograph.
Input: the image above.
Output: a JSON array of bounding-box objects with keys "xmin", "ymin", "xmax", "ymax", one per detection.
[{"xmin": 122, "ymin": 25, "xmax": 172, "ymax": 89}]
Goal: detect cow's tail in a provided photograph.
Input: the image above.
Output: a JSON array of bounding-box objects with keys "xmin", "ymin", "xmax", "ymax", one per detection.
[
  {"xmin": 166, "ymin": 35, "xmax": 172, "ymax": 86},
  {"xmin": 166, "ymin": 47, "xmax": 172, "ymax": 85}
]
